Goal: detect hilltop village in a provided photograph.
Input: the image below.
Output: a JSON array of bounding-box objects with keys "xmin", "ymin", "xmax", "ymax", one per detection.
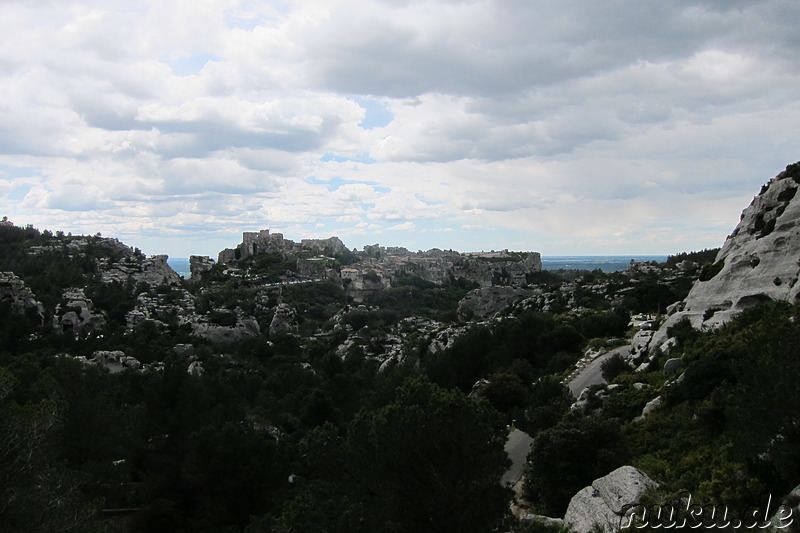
[{"xmin": 193, "ymin": 228, "xmax": 543, "ymax": 300}]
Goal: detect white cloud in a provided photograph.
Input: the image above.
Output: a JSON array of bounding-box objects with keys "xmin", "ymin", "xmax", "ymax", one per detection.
[
  {"xmin": 388, "ymin": 221, "xmax": 416, "ymax": 231},
  {"xmin": 0, "ymin": 0, "xmax": 799, "ymax": 258}
]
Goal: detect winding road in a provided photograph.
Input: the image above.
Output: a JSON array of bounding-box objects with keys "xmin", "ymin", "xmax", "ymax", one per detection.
[
  {"xmin": 501, "ymin": 428, "xmax": 534, "ymax": 487},
  {"xmin": 567, "ymin": 344, "xmax": 631, "ymax": 397}
]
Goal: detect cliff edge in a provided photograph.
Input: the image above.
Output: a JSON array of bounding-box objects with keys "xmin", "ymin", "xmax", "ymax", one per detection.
[{"xmin": 654, "ymin": 161, "xmax": 800, "ymax": 348}]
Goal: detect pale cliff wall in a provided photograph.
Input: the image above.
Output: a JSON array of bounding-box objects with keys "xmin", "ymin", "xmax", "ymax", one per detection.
[{"xmin": 654, "ymin": 162, "xmax": 800, "ymax": 347}]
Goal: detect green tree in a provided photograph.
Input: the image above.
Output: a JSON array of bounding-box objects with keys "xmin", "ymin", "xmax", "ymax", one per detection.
[
  {"xmin": 346, "ymin": 377, "xmax": 513, "ymax": 533},
  {"xmin": 481, "ymin": 372, "xmax": 529, "ymax": 415},
  {"xmin": 524, "ymin": 413, "xmax": 628, "ymax": 516},
  {"xmin": 522, "ymin": 376, "xmax": 572, "ymax": 434},
  {"xmin": 0, "ymin": 368, "xmax": 96, "ymax": 532}
]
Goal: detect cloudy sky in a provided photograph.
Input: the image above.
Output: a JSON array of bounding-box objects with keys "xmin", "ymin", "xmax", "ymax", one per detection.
[{"xmin": 1, "ymin": 0, "xmax": 799, "ymax": 259}]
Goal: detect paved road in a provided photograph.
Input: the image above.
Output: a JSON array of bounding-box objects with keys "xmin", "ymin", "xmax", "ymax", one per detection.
[
  {"xmin": 501, "ymin": 428, "xmax": 534, "ymax": 487},
  {"xmin": 567, "ymin": 345, "xmax": 630, "ymax": 397}
]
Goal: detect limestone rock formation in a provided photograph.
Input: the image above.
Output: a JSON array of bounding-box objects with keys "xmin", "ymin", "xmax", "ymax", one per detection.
[
  {"xmin": 89, "ymin": 350, "xmax": 141, "ymax": 373},
  {"xmin": 655, "ymin": 162, "xmax": 800, "ymax": 348},
  {"xmin": 190, "ymin": 313, "xmax": 260, "ymax": 344},
  {"xmin": 0, "ymin": 271, "xmax": 44, "ymax": 326},
  {"xmin": 635, "ymin": 396, "xmax": 663, "ymax": 422},
  {"xmin": 454, "ymin": 251, "xmax": 542, "ymax": 287},
  {"xmin": 101, "ymin": 254, "xmax": 182, "ymax": 287},
  {"xmin": 187, "ymin": 360, "xmax": 205, "ymax": 376},
  {"xmin": 663, "ymin": 358, "xmax": 684, "ymax": 375},
  {"xmin": 563, "ymin": 465, "xmax": 659, "ymax": 533},
  {"xmin": 125, "ymin": 288, "xmax": 196, "ymax": 329},
  {"xmin": 344, "ymin": 271, "xmax": 389, "ymax": 303},
  {"xmin": 189, "ymin": 255, "xmax": 215, "ymax": 278},
  {"xmin": 53, "ymin": 288, "xmax": 105, "ymax": 333},
  {"xmin": 269, "ymin": 303, "xmax": 299, "ymax": 336},
  {"xmin": 457, "ymin": 286, "xmax": 533, "ymax": 320}
]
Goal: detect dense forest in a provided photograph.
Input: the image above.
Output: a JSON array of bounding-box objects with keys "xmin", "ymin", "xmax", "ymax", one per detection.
[{"xmin": 1, "ymin": 221, "xmax": 797, "ymax": 532}]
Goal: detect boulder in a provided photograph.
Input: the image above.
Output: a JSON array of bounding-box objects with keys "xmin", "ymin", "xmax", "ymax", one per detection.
[
  {"xmin": 663, "ymin": 358, "xmax": 684, "ymax": 375},
  {"xmin": 635, "ymin": 396, "xmax": 663, "ymax": 422},
  {"xmin": 564, "ymin": 466, "xmax": 659, "ymax": 533},
  {"xmin": 520, "ymin": 514, "xmax": 565, "ymax": 530},
  {"xmin": 187, "ymin": 361, "xmax": 204, "ymax": 376}
]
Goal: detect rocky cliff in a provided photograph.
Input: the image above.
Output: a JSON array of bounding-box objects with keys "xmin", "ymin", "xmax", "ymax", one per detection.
[
  {"xmin": 101, "ymin": 254, "xmax": 182, "ymax": 286},
  {"xmin": 654, "ymin": 162, "xmax": 800, "ymax": 348}
]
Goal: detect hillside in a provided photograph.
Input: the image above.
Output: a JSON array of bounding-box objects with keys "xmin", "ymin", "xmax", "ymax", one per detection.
[{"xmin": 1, "ymin": 164, "xmax": 800, "ymax": 532}]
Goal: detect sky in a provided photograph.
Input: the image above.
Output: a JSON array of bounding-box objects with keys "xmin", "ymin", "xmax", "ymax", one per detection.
[{"xmin": 1, "ymin": 0, "xmax": 799, "ymax": 259}]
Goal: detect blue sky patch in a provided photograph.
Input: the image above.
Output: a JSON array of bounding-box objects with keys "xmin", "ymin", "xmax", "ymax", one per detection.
[
  {"xmin": 6, "ymin": 184, "xmax": 33, "ymax": 202},
  {"xmin": 351, "ymin": 96, "xmax": 393, "ymax": 130},
  {"xmin": 165, "ymin": 54, "xmax": 219, "ymax": 77}
]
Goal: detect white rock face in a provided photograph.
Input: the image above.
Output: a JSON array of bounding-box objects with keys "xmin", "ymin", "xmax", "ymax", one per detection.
[
  {"xmin": 564, "ymin": 465, "xmax": 659, "ymax": 533},
  {"xmin": 654, "ymin": 162, "xmax": 800, "ymax": 348}
]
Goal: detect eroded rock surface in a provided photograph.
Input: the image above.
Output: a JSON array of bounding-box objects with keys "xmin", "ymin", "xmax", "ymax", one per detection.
[
  {"xmin": 457, "ymin": 286, "xmax": 533, "ymax": 320},
  {"xmin": 101, "ymin": 254, "xmax": 182, "ymax": 287},
  {"xmin": 655, "ymin": 162, "xmax": 800, "ymax": 348},
  {"xmin": 564, "ymin": 465, "xmax": 658, "ymax": 533},
  {"xmin": 0, "ymin": 271, "xmax": 44, "ymax": 325}
]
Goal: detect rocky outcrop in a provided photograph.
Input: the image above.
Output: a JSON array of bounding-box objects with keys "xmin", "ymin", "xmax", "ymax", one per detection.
[
  {"xmin": 53, "ymin": 288, "xmax": 105, "ymax": 333},
  {"xmin": 101, "ymin": 254, "xmax": 182, "ymax": 287},
  {"xmin": 190, "ymin": 314, "xmax": 260, "ymax": 344},
  {"xmin": 344, "ymin": 272, "xmax": 389, "ymax": 303},
  {"xmin": 269, "ymin": 304, "xmax": 298, "ymax": 336},
  {"xmin": 126, "ymin": 288, "xmax": 196, "ymax": 329},
  {"xmin": 454, "ymin": 251, "xmax": 542, "ymax": 287},
  {"xmin": 635, "ymin": 396, "xmax": 663, "ymax": 422},
  {"xmin": 0, "ymin": 271, "xmax": 44, "ymax": 326},
  {"xmin": 89, "ymin": 350, "xmax": 141, "ymax": 373},
  {"xmin": 427, "ymin": 322, "xmax": 472, "ymax": 354},
  {"xmin": 457, "ymin": 286, "xmax": 533, "ymax": 320},
  {"xmin": 28, "ymin": 235, "xmax": 134, "ymax": 260},
  {"xmin": 189, "ymin": 255, "xmax": 215, "ymax": 278},
  {"xmin": 655, "ymin": 162, "xmax": 800, "ymax": 348},
  {"xmin": 563, "ymin": 465, "xmax": 659, "ymax": 533},
  {"xmin": 187, "ymin": 361, "xmax": 205, "ymax": 376},
  {"xmin": 300, "ymin": 236, "xmax": 347, "ymax": 255}
]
